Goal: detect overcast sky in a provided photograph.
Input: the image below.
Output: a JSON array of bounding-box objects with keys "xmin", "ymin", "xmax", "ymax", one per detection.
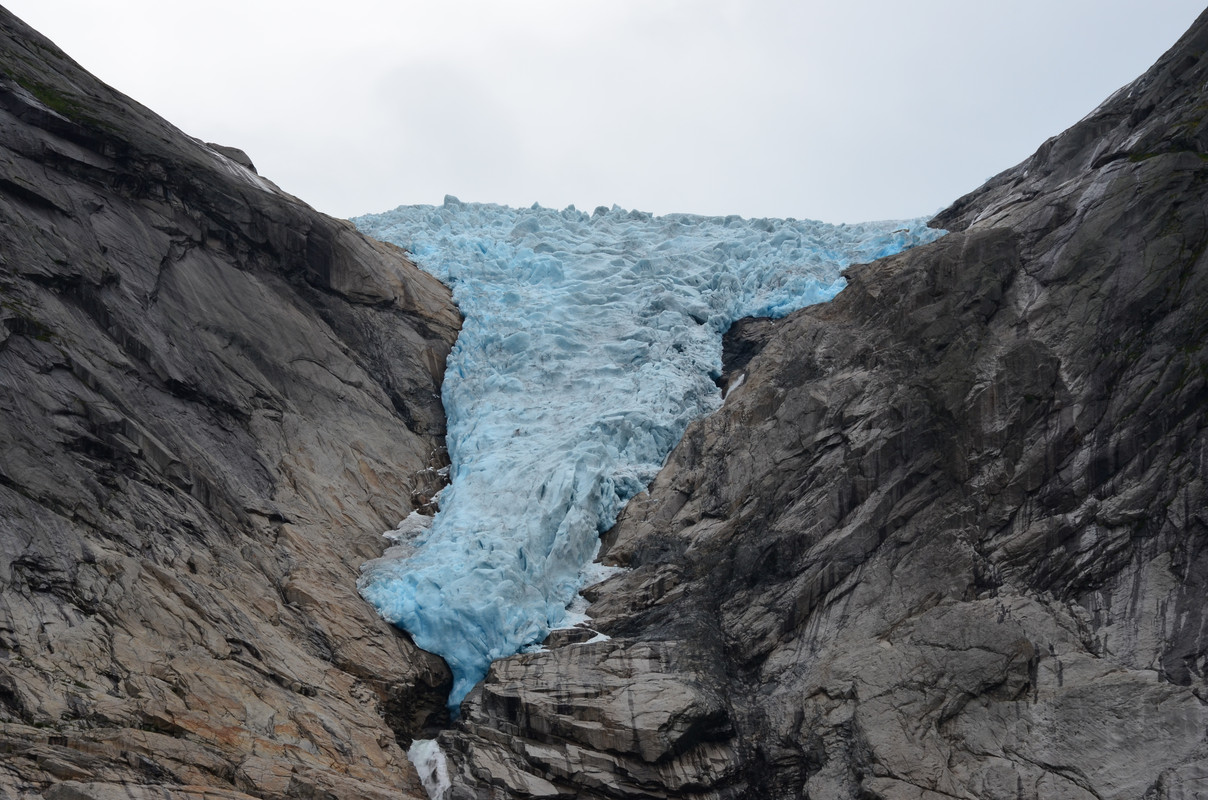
[{"xmin": 6, "ymin": 1, "xmax": 1205, "ymax": 222}]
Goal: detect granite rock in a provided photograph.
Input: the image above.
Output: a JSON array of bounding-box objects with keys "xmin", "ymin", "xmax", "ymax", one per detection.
[
  {"xmin": 0, "ymin": 9, "xmax": 460, "ymax": 800},
  {"xmin": 442, "ymin": 9, "xmax": 1208, "ymax": 798}
]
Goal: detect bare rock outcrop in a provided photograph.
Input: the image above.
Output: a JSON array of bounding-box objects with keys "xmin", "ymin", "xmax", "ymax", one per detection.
[
  {"xmin": 442, "ymin": 9, "xmax": 1208, "ymax": 799},
  {"xmin": 0, "ymin": 9, "xmax": 460, "ymax": 800}
]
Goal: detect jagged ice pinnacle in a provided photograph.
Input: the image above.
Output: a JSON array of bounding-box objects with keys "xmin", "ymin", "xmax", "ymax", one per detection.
[{"xmin": 354, "ymin": 198, "xmax": 943, "ymax": 708}]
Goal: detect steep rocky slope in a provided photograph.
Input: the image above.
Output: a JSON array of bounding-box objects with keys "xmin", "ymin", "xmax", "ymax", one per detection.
[
  {"xmin": 0, "ymin": 8, "xmax": 460, "ymax": 800},
  {"xmin": 442, "ymin": 9, "xmax": 1208, "ymax": 799}
]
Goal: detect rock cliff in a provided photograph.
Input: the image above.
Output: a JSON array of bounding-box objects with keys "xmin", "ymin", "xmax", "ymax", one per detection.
[
  {"xmin": 0, "ymin": 8, "xmax": 460, "ymax": 800},
  {"xmin": 6, "ymin": 5, "xmax": 1208, "ymax": 800},
  {"xmin": 441, "ymin": 9, "xmax": 1208, "ymax": 799}
]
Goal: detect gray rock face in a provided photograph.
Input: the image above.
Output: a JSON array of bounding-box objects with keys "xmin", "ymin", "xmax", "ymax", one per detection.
[
  {"xmin": 0, "ymin": 9, "xmax": 460, "ymax": 800},
  {"xmin": 442, "ymin": 9, "xmax": 1208, "ymax": 799}
]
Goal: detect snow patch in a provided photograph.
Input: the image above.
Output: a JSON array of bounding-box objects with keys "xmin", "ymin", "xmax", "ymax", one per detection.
[
  {"xmin": 385, "ymin": 511, "xmax": 434, "ymax": 543},
  {"xmin": 407, "ymin": 738, "xmax": 451, "ymax": 800},
  {"xmin": 724, "ymin": 372, "xmax": 746, "ymax": 399}
]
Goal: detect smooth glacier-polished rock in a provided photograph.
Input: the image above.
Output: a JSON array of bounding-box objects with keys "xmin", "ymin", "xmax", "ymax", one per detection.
[{"xmin": 0, "ymin": 9, "xmax": 459, "ymax": 799}]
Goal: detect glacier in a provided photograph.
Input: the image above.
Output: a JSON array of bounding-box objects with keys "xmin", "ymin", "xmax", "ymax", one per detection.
[{"xmin": 354, "ymin": 197, "xmax": 943, "ymax": 709}]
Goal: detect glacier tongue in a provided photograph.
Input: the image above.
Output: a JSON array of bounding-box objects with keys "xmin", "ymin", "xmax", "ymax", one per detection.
[{"xmin": 354, "ymin": 199, "xmax": 943, "ymax": 708}]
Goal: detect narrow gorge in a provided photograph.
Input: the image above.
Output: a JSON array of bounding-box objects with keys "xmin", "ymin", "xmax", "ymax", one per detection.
[{"xmin": 1, "ymin": 5, "xmax": 1207, "ymax": 800}]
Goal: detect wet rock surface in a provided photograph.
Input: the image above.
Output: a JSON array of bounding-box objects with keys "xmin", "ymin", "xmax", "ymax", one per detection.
[
  {"xmin": 443, "ymin": 10, "xmax": 1208, "ymax": 799},
  {"xmin": 0, "ymin": 9, "xmax": 460, "ymax": 800}
]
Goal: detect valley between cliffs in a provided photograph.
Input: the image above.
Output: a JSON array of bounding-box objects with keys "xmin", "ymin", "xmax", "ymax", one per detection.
[{"xmin": 1, "ymin": 5, "xmax": 1208, "ymax": 800}]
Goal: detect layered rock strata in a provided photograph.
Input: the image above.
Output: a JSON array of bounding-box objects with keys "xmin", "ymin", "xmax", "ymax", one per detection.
[
  {"xmin": 442, "ymin": 9, "xmax": 1208, "ymax": 799},
  {"xmin": 0, "ymin": 9, "xmax": 460, "ymax": 800}
]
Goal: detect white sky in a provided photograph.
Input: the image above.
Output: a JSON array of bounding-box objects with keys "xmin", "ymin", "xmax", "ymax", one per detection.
[{"xmin": 5, "ymin": 1, "xmax": 1205, "ymax": 222}]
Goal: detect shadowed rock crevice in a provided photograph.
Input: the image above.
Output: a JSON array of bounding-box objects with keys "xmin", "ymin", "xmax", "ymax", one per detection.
[
  {"xmin": 440, "ymin": 9, "xmax": 1208, "ymax": 799},
  {"xmin": 0, "ymin": 8, "xmax": 461, "ymax": 800}
]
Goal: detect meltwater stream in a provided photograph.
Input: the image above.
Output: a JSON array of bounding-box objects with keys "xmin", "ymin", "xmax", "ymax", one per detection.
[{"xmin": 354, "ymin": 198, "xmax": 942, "ymax": 708}]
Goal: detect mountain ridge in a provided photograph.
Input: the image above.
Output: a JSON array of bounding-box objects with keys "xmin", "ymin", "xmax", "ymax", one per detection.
[
  {"xmin": 0, "ymin": 7, "xmax": 459, "ymax": 799},
  {"xmin": 0, "ymin": 4, "xmax": 1206, "ymax": 800}
]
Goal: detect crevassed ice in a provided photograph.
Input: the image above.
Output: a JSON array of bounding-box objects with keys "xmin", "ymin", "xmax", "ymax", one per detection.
[{"xmin": 354, "ymin": 198, "xmax": 943, "ymax": 708}]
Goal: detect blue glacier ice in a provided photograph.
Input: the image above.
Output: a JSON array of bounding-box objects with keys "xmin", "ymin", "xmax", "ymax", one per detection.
[{"xmin": 354, "ymin": 198, "xmax": 943, "ymax": 709}]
